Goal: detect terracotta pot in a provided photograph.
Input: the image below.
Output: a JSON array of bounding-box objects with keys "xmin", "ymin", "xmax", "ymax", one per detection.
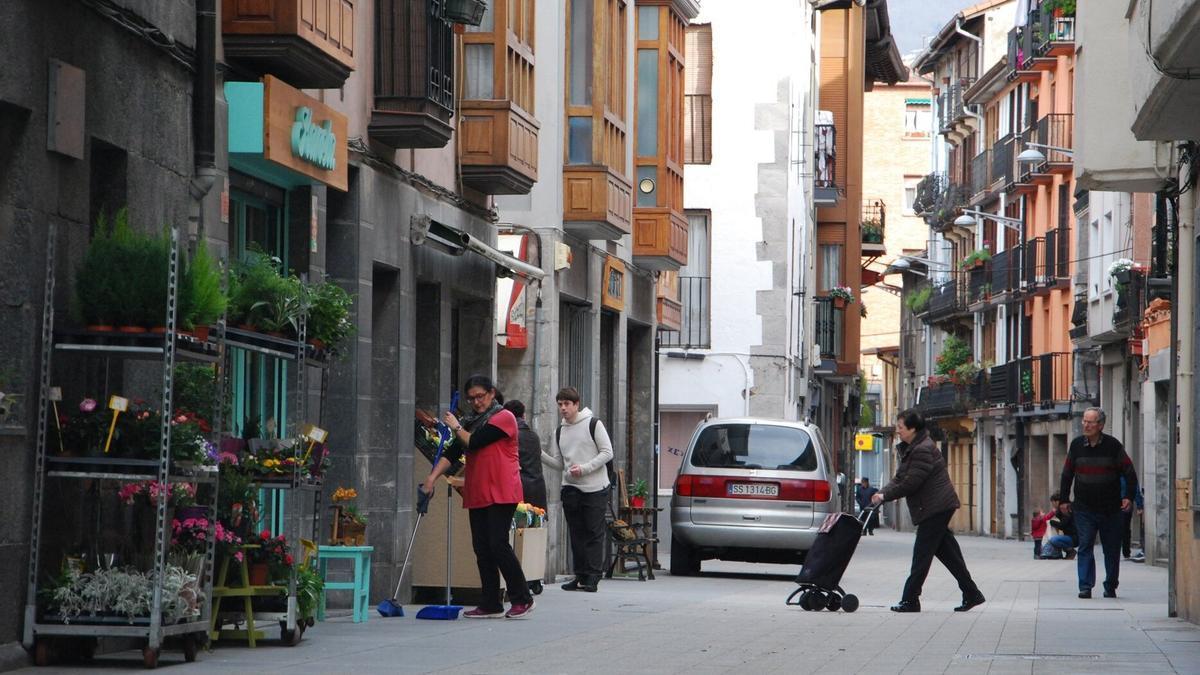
[
  {"xmin": 248, "ymin": 562, "xmax": 269, "ymax": 586},
  {"xmin": 307, "ymin": 338, "xmax": 326, "ymax": 351},
  {"xmin": 118, "ymin": 325, "xmax": 147, "ymax": 334},
  {"xmin": 192, "ymin": 325, "xmax": 210, "ymax": 342},
  {"xmin": 832, "ymin": 297, "xmax": 847, "ymax": 309},
  {"xmin": 149, "ymin": 326, "xmax": 168, "ymax": 334},
  {"xmin": 85, "ymin": 324, "xmax": 115, "ymax": 333},
  {"xmin": 630, "ymin": 496, "xmax": 646, "ymax": 508},
  {"xmin": 237, "ymin": 323, "xmax": 256, "ymax": 332},
  {"xmin": 266, "ymin": 331, "xmax": 285, "ymax": 338}
]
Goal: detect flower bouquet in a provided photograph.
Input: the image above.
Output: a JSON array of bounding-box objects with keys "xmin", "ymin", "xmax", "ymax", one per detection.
[
  {"xmin": 512, "ymin": 502, "xmax": 546, "ymax": 528},
  {"xmin": 248, "ymin": 530, "xmax": 295, "ymax": 585},
  {"xmin": 330, "ymin": 486, "xmax": 367, "ymax": 545}
]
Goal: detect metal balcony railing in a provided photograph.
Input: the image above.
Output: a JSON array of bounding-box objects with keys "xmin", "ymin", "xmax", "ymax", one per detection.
[
  {"xmin": 913, "ymin": 172, "xmax": 944, "ymax": 215},
  {"xmin": 993, "ymin": 135, "xmax": 1014, "ymax": 189},
  {"xmin": 1034, "ymin": 113, "xmax": 1074, "ymax": 166},
  {"xmin": 971, "ymin": 149, "xmax": 992, "ymax": 200},
  {"xmin": 1033, "ymin": 3, "xmax": 1075, "ymax": 58},
  {"xmin": 987, "ymin": 363, "xmax": 1014, "ymax": 406},
  {"xmin": 815, "ymin": 123, "xmax": 837, "ymax": 189},
  {"xmin": 968, "ymin": 264, "xmax": 992, "ymax": 305},
  {"xmin": 1007, "ymin": 18, "xmax": 1038, "ymax": 75},
  {"xmin": 1042, "ymin": 227, "xmax": 1069, "ymax": 281},
  {"xmin": 1113, "ymin": 270, "xmax": 1146, "ymax": 331},
  {"xmin": 990, "ymin": 248, "xmax": 1015, "ymax": 295},
  {"xmin": 814, "ymin": 296, "xmax": 843, "ymax": 360},
  {"xmin": 1023, "ymin": 236, "xmax": 1045, "ymax": 288},
  {"xmin": 925, "ymin": 281, "xmax": 964, "ymax": 323},
  {"xmin": 1034, "ymin": 352, "xmax": 1071, "ymax": 407},
  {"xmin": 1069, "ymin": 290, "xmax": 1089, "ymax": 340},
  {"xmin": 862, "ymin": 199, "xmax": 886, "ymax": 246},
  {"xmin": 659, "ymin": 276, "xmax": 711, "ymax": 349},
  {"xmin": 918, "ymin": 380, "xmax": 966, "ymax": 419}
]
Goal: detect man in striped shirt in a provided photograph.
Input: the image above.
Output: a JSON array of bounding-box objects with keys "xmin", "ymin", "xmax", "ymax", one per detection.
[{"xmin": 1060, "ymin": 407, "xmax": 1138, "ymax": 599}]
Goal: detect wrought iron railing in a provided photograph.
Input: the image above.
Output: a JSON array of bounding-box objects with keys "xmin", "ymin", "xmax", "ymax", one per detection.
[
  {"xmin": 1023, "ymin": 236, "xmax": 1045, "ymax": 288},
  {"xmin": 862, "ymin": 199, "xmax": 886, "ymax": 245},
  {"xmin": 993, "ymin": 135, "xmax": 1014, "ymax": 189},
  {"xmin": 659, "ymin": 276, "xmax": 711, "ymax": 349},
  {"xmin": 815, "ymin": 123, "xmax": 837, "ymax": 188},
  {"xmin": 814, "ymin": 296, "xmax": 843, "ymax": 360},
  {"xmin": 1069, "ymin": 291, "xmax": 1089, "ymax": 340},
  {"xmin": 1033, "ymin": 3, "xmax": 1075, "ymax": 57},
  {"xmin": 971, "ymin": 149, "xmax": 992, "ymax": 200},
  {"xmin": 968, "ymin": 265, "xmax": 992, "ymax": 305},
  {"xmin": 926, "ymin": 281, "xmax": 964, "ymax": 323},
  {"xmin": 913, "ymin": 172, "xmax": 944, "ymax": 215},
  {"xmin": 1034, "ymin": 113, "xmax": 1074, "ymax": 165},
  {"xmin": 1043, "ymin": 227, "xmax": 1069, "ymax": 281},
  {"xmin": 1113, "ymin": 270, "xmax": 1146, "ymax": 331}
]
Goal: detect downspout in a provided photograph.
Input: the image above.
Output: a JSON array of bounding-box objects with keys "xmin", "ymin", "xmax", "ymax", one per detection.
[
  {"xmin": 954, "ymin": 18, "xmax": 983, "ymax": 77},
  {"xmin": 190, "ymin": 0, "xmax": 218, "ymax": 209}
]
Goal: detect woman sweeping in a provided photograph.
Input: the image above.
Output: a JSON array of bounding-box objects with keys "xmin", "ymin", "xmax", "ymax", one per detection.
[{"xmin": 421, "ymin": 375, "xmax": 535, "ymax": 619}]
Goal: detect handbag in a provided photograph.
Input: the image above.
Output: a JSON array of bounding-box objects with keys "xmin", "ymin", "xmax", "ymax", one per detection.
[{"xmin": 609, "ymin": 518, "xmax": 638, "ymax": 541}]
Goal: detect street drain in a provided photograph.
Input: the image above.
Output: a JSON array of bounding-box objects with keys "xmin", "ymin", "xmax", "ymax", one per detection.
[{"xmin": 960, "ymin": 654, "xmax": 1102, "ymax": 662}]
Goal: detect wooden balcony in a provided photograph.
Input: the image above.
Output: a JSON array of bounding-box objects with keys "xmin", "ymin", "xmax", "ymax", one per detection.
[
  {"xmin": 222, "ymin": 0, "xmax": 355, "ymax": 89},
  {"xmin": 370, "ymin": 0, "xmax": 454, "ymax": 148},
  {"xmin": 657, "ymin": 296, "xmax": 682, "ymax": 331},
  {"xmin": 562, "ymin": 166, "xmax": 633, "ymax": 240},
  {"xmin": 632, "ymin": 208, "xmax": 688, "ymax": 271},
  {"xmin": 458, "ymin": 100, "xmax": 539, "ymax": 195}
]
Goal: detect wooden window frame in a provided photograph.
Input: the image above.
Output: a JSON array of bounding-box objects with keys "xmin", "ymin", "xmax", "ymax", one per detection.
[
  {"xmin": 564, "ymin": 0, "xmax": 629, "ymax": 176},
  {"xmin": 462, "ymin": 0, "xmax": 536, "ymax": 113},
  {"xmin": 634, "ymin": 2, "xmax": 685, "ymax": 212}
]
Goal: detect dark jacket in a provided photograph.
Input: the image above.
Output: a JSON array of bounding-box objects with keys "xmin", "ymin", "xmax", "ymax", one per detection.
[
  {"xmin": 1049, "ymin": 508, "xmax": 1078, "ymax": 546},
  {"xmin": 1061, "ymin": 432, "xmax": 1137, "ymax": 514},
  {"xmin": 516, "ymin": 419, "xmax": 548, "ymax": 509},
  {"xmin": 880, "ymin": 431, "xmax": 960, "ymax": 524},
  {"xmin": 855, "ymin": 484, "xmax": 878, "ymax": 511}
]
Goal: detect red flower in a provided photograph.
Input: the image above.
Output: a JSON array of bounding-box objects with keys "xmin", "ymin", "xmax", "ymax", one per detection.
[
  {"xmin": 259, "ymin": 529, "xmax": 271, "ymax": 540},
  {"xmin": 284, "ymin": 554, "xmax": 294, "ymax": 565}
]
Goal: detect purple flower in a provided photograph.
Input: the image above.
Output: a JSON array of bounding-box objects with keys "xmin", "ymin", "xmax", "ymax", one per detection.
[{"xmin": 79, "ymin": 398, "xmax": 97, "ymax": 413}]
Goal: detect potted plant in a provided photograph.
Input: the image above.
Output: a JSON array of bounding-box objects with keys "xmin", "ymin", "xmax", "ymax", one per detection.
[
  {"xmin": 306, "ymin": 279, "xmax": 355, "ymax": 355},
  {"xmin": 960, "ymin": 249, "xmax": 992, "ymax": 270},
  {"xmin": 330, "ymin": 486, "xmax": 367, "ymax": 545},
  {"xmin": 934, "ymin": 335, "xmax": 972, "ymax": 378},
  {"xmin": 862, "ymin": 221, "xmax": 883, "ymax": 244},
  {"xmin": 629, "ymin": 479, "xmax": 648, "ymax": 508},
  {"xmin": 1021, "ymin": 369, "xmax": 1034, "ymax": 396},
  {"xmin": 829, "ymin": 286, "xmax": 855, "ymax": 309},
  {"xmin": 977, "ymin": 282, "xmax": 992, "ymax": 302},
  {"xmin": 441, "ymin": 0, "xmax": 487, "ymax": 25},
  {"xmin": 1042, "ymin": 0, "xmax": 1075, "ymax": 18},
  {"xmin": 905, "ymin": 286, "xmax": 932, "ymax": 314},
  {"xmin": 1109, "ymin": 258, "xmax": 1134, "ymax": 285},
  {"xmin": 228, "ymin": 251, "xmax": 282, "ymax": 331},
  {"xmin": 252, "ymin": 274, "xmax": 306, "ymax": 337},
  {"xmin": 74, "ymin": 211, "xmax": 122, "ymax": 331},
  {"xmin": 179, "ymin": 241, "xmax": 227, "ymax": 341}
]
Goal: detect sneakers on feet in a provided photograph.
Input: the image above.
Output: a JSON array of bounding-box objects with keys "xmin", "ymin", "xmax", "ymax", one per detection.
[
  {"xmin": 1103, "ymin": 589, "xmax": 1117, "ymax": 598},
  {"xmin": 560, "ymin": 578, "xmax": 581, "ymax": 591},
  {"xmin": 1078, "ymin": 590, "xmax": 1092, "ymax": 599},
  {"xmin": 505, "ymin": 601, "xmax": 535, "ymax": 619},
  {"xmin": 463, "ymin": 607, "xmax": 505, "ymax": 619}
]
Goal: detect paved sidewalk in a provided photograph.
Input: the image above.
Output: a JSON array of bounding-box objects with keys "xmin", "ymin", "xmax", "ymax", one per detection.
[{"xmin": 17, "ymin": 529, "xmax": 1200, "ymax": 673}]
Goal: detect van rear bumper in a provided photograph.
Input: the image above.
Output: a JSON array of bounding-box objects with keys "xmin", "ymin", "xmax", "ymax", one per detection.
[{"xmin": 671, "ymin": 510, "xmax": 829, "ymax": 551}]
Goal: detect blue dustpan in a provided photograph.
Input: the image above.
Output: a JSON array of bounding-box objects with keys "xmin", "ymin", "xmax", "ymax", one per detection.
[{"xmin": 415, "ymin": 604, "xmax": 462, "ymax": 620}]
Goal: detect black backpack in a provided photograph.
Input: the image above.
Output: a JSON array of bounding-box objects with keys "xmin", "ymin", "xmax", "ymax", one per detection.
[{"xmin": 555, "ymin": 417, "xmax": 616, "ymax": 487}]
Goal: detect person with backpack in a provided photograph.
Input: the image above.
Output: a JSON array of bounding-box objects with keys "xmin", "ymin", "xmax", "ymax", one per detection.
[{"xmin": 542, "ymin": 386, "xmax": 613, "ymax": 592}]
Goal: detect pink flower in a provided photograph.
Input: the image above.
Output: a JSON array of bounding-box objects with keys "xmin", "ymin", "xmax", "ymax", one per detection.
[
  {"xmin": 234, "ymin": 551, "xmax": 244, "ymax": 563},
  {"xmin": 79, "ymin": 398, "xmax": 97, "ymax": 413}
]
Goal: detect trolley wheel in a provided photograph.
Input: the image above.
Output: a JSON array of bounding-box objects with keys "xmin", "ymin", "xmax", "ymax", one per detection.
[
  {"xmin": 826, "ymin": 594, "xmax": 842, "ymax": 612},
  {"xmin": 306, "ymin": 616, "xmax": 316, "ymax": 628},
  {"xmin": 841, "ymin": 594, "xmax": 859, "ymax": 613},
  {"xmin": 802, "ymin": 591, "xmax": 822, "ymax": 611},
  {"xmin": 182, "ymin": 635, "xmax": 198, "ymax": 663},
  {"xmin": 33, "ymin": 639, "xmax": 52, "ymax": 667},
  {"xmin": 280, "ymin": 625, "xmax": 302, "ymax": 646},
  {"xmin": 142, "ymin": 647, "xmax": 159, "ymax": 669},
  {"xmin": 530, "ymin": 581, "xmax": 543, "ymax": 595}
]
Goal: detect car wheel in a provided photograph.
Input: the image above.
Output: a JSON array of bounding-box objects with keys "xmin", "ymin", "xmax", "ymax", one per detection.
[{"xmin": 670, "ymin": 537, "xmax": 701, "ymax": 576}]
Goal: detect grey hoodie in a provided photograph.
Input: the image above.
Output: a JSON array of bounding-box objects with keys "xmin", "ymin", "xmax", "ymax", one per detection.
[{"xmin": 541, "ymin": 407, "xmax": 613, "ymax": 493}]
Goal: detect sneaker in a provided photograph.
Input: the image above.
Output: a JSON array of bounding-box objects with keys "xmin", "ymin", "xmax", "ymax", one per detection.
[
  {"xmin": 1131, "ymin": 551, "xmax": 1146, "ymax": 563},
  {"xmin": 1103, "ymin": 588, "xmax": 1117, "ymax": 598},
  {"xmin": 1078, "ymin": 590, "xmax": 1092, "ymax": 599},
  {"xmin": 560, "ymin": 578, "xmax": 581, "ymax": 591},
  {"xmin": 1065, "ymin": 549, "xmax": 1077, "ymax": 560},
  {"xmin": 463, "ymin": 607, "xmax": 505, "ymax": 619},
  {"xmin": 579, "ymin": 576, "xmax": 599, "ymax": 593},
  {"xmin": 505, "ymin": 601, "xmax": 535, "ymax": 619}
]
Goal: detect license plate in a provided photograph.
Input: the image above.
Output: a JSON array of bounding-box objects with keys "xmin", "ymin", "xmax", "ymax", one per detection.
[{"xmin": 727, "ymin": 483, "xmax": 779, "ymax": 497}]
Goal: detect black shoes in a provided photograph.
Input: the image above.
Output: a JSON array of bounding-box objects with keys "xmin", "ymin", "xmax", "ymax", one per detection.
[
  {"xmin": 562, "ymin": 576, "xmax": 599, "ymax": 592},
  {"xmin": 954, "ymin": 592, "xmax": 986, "ymax": 612},
  {"xmin": 1079, "ymin": 589, "xmax": 1092, "ymax": 599},
  {"xmin": 890, "ymin": 600, "xmax": 921, "ymax": 613},
  {"xmin": 1103, "ymin": 589, "xmax": 1116, "ymax": 598},
  {"xmin": 561, "ymin": 578, "xmax": 581, "ymax": 591}
]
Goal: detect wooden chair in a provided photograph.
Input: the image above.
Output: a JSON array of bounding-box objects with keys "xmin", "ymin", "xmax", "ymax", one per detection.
[{"xmin": 604, "ymin": 470, "xmax": 656, "ymax": 581}]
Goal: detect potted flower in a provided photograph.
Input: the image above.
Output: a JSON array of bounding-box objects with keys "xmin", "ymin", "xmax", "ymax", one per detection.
[
  {"xmin": 248, "ymin": 530, "xmax": 294, "ymax": 585},
  {"xmin": 1109, "ymin": 258, "xmax": 1134, "ymax": 285},
  {"xmin": 977, "ymin": 282, "xmax": 992, "ymax": 302},
  {"xmin": 960, "ymin": 249, "xmax": 992, "ymax": 270},
  {"xmin": 905, "ymin": 286, "xmax": 932, "ymax": 314},
  {"xmin": 829, "ymin": 286, "xmax": 855, "ymax": 309},
  {"xmin": 862, "ymin": 221, "xmax": 883, "ymax": 244},
  {"xmin": 330, "ymin": 486, "xmax": 367, "ymax": 545},
  {"xmin": 629, "ymin": 479, "xmax": 649, "ymax": 508},
  {"xmin": 441, "ymin": 0, "xmax": 487, "ymax": 25}
]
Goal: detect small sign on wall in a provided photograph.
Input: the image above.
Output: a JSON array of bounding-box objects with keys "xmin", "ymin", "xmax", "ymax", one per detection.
[{"xmin": 601, "ymin": 256, "xmax": 626, "ymax": 312}]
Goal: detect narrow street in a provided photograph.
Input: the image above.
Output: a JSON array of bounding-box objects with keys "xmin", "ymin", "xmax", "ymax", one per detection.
[{"xmin": 25, "ymin": 531, "xmax": 1200, "ymax": 674}]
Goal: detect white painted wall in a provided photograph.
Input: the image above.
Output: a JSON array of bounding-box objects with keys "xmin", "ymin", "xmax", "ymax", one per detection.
[{"xmin": 660, "ymin": 0, "xmax": 817, "ymax": 420}]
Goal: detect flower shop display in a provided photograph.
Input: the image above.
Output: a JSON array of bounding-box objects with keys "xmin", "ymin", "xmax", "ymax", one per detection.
[
  {"xmin": 43, "ymin": 564, "xmax": 202, "ymax": 625},
  {"xmin": 512, "ymin": 502, "xmax": 546, "ymax": 528},
  {"xmin": 330, "ymin": 486, "xmax": 367, "ymax": 545},
  {"xmin": 247, "ymin": 530, "xmax": 296, "ymax": 585},
  {"xmin": 178, "ymin": 241, "xmax": 227, "ymax": 341}
]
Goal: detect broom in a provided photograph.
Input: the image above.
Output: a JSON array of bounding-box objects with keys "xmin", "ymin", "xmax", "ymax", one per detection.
[
  {"xmin": 416, "ymin": 392, "xmax": 463, "ymax": 620},
  {"xmin": 377, "ymin": 485, "xmax": 433, "ymax": 617}
]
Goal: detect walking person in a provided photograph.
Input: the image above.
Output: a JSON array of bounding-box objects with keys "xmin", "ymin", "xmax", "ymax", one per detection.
[
  {"xmin": 542, "ymin": 386, "xmax": 613, "ymax": 592},
  {"xmin": 855, "ymin": 477, "xmax": 879, "ymax": 535},
  {"xmin": 503, "ymin": 399, "xmax": 548, "ymax": 510},
  {"xmin": 422, "ymin": 375, "xmax": 535, "ymax": 619},
  {"xmin": 871, "ymin": 409, "xmax": 985, "ymax": 613},
  {"xmin": 1061, "ymin": 407, "xmax": 1138, "ymax": 599}
]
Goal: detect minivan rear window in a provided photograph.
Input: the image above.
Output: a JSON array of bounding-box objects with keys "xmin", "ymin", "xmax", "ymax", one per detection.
[{"xmin": 689, "ymin": 424, "xmax": 818, "ymax": 471}]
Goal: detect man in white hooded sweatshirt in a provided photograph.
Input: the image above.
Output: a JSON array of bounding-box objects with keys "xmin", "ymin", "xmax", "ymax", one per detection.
[{"xmin": 542, "ymin": 386, "xmax": 614, "ymax": 592}]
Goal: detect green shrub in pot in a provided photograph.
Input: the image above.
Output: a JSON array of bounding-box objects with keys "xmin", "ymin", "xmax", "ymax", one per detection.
[
  {"xmin": 179, "ymin": 241, "xmax": 227, "ymax": 332},
  {"xmin": 74, "ymin": 212, "xmax": 123, "ymax": 327},
  {"xmin": 306, "ymin": 279, "xmax": 355, "ymax": 354}
]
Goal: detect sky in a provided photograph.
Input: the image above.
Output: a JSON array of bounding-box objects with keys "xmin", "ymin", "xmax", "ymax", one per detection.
[{"xmin": 886, "ymin": 0, "xmax": 982, "ymax": 60}]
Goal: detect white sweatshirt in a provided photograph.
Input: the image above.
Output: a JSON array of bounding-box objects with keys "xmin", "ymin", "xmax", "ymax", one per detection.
[{"xmin": 541, "ymin": 407, "xmax": 613, "ymax": 493}]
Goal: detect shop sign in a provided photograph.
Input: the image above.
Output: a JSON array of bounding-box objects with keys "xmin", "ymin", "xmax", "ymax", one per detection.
[
  {"xmin": 262, "ymin": 75, "xmax": 347, "ymax": 191},
  {"xmin": 855, "ymin": 434, "xmax": 875, "ymax": 451},
  {"xmin": 601, "ymin": 257, "xmax": 625, "ymax": 312}
]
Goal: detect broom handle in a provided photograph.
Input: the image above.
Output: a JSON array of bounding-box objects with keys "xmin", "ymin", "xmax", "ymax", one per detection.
[{"xmin": 445, "ymin": 482, "xmax": 453, "ymax": 606}]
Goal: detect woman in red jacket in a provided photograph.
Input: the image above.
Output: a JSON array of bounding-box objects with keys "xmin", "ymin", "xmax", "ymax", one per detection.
[{"xmin": 422, "ymin": 374, "xmax": 534, "ymax": 619}]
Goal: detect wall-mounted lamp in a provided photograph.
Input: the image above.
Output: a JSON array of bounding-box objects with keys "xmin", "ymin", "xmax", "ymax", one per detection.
[{"xmin": 954, "ymin": 208, "xmax": 1024, "ymax": 232}]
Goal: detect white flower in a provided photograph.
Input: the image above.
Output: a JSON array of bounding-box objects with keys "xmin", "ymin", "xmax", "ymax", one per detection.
[{"xmin": 1108, "ymin": 258, "xmax": 1134, "ymax": 277}]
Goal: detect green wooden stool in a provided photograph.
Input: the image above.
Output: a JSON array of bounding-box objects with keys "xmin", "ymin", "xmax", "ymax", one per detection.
[{"xmin": 317, "ymin": 545, "xmax": 374, "ymax": 623}]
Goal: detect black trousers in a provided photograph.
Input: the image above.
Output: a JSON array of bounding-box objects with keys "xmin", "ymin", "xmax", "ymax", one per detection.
[
  {"xmin": 902, "ymin": 508, "xmax": 980, "ymax": 603},
  {"xmin": 468, "ymin": 503, "xmax": 530, "ymax": 610},
  {"xmin": 561, "ymin": 485, "xmax": 608, "ymax": 579},
  {"xmin": 1122, "ymin": 510, "xmax": 1134, "ymax": 558}
]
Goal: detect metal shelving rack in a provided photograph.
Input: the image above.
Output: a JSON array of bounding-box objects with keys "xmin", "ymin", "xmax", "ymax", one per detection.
[
  {"xmin": 209, "ymin": 313, "xmax": 328, "ymax": 646},
  {"xmin": 22, "ymin": 223, "xmax": 221, "ymax": 668}
]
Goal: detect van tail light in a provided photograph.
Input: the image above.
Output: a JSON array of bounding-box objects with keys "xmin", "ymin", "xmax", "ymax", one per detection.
[{"xmin": 675, "ymin": 475, "xmax": 831, "ymax": 502}]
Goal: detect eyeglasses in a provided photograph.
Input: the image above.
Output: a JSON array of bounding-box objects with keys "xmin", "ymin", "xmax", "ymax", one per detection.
[{"xmin": 466, "ymin": 392, "xmax": 490, "ymax": 403}]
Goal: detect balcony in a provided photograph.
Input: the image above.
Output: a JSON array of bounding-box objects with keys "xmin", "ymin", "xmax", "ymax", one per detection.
[
  {"xmin": 371, "ymin": 0, "xmax": 455, "ymax": 148},
  {"xmin": 562, "ymin": 166, "xmax": 634, "ymax": 240},
  {"xmin": 1130, "ymin": 0, "xmax": 1200, "ymax": 141},
  {"xmin": 861, "ymin": 199, "xmax": 886, "ymax": 256},
  {"xmin": 991, "ymin": 245, "xmax": 1023, "ymax": 297},
  {"xmin": 633, "ymin": 209, "xmax": 689, "ymax": 271},
  {"xmin": 1043, "ymin": 226, "xmax": 1070, "ymax": 284},
  {"xmin": 967, "ymin": 264, "xmax": 992, "ymax": 308},
  {"xmin": 459, "ymin": 101, "xmax": 539, "ymax": 194},
  {"xmin": 659, "ymin": 276, "xmax": 711, "ymax": 349},
  {"xmin": 655, "ymin": 273, "xmax": 682, "ymax": 332},
  {"xmin": 814, "ymin": 297, "xmax": 844, "ymax": 361},
  {"xmin": 917, "ymin": 380, "xmax": 967, "ymax": 419},
  {"xmin": 222, "ymin": 0, "xmax": 356, "ymax": 89},
  {"xmin": 814, "ymin": 122, "xmax": 839, "ymax": 205},
  {"xmin": 1030, "ymin": 352, "xmax": 1072, "ymax": 410},
  {"xmin": 1006, "ymin": 22, "xmax": 1040, "ymax": 84},
  {"xmin": 941, "ymin": 79, "xmax": 978, "ymax": 142},
  {"xmin": 1023, "ymin": 236, "xmax": 1046, "ymax": 289},
  {"xmin": 1069, "ymin": 290, "xmax": 1089, "ymax": 340},
  {"xmin": 925, "ymin": 281, "xmax": 967, "ymax": 324},
  {"xmin": 985, "ymin": 363, "xmax": 1015, "ymax": 407},
  {"xmin": 970, "ymin": 149, "xmax": 993, "ymax": 204},
  {"xmin": 1030, "ymin": 113, "xmax": 1074, "ymax": 174},
  {"xmin": 1032, "ymin": 3, "xmax": 1075, "ymax": 60},
  {"xmin": 1010, "ymin": 128, "xmax": 1040, "ymax": 195},
  {"xmin": 992, "ymin": 135, "xmax": 1014, "ymax": 190},
  {"xmin": 1113, "ymin": 269, "xmax": 1147, "ymax": 333}
]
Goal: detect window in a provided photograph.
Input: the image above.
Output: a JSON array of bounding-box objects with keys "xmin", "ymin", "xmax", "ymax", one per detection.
[
  {"xmin": 635, "ymin": 2, "xmax": 685, "ymax": 209},
  {"xmin": 818, "ymin": 244, "xmax": 842, "ymax": 292},
  {"xmin": 690, "ymin": 424, "xmax": 818, "ymax": 472},
  {"xmin": 903, "ymin": 175, "xmax": 921, "ymax": 214},
  {"xmin": 565, "ymin": 0, "xmax": 627, "ymax": 171},
  {"xmin": 660, "ymin": 211, "xmax": 711, "ymax": 349},
  {"xmin": 684, "ymin": 23, "xmax": 712, "ymax": 164},
  {"xmin": 903, "ymin": 100, "xmax": 932, "ymax": 139}
]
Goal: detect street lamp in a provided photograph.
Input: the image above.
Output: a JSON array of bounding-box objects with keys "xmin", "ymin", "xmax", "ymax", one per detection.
[
  {"xmin": 954, "ymin": 208, "xmax": 1024, "ymax": 232},
  {"xmin": 1016, "ymin": 141, "xmax": 1074, "ymax": 165},
  {"xmin": 885, "ymin": 255, "xmax": 950, "ymax": 277}
]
